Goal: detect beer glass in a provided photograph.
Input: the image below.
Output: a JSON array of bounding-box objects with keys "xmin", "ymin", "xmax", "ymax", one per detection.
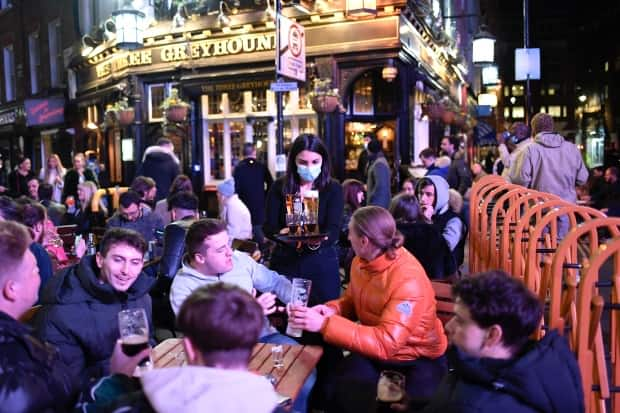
[
  {"xmin": 285, "ymin": 213, "xmax": 301, "ymax": 236},
  {"xmin": 286, "ymin": 278, "xmax": 312, "ymax": 338},
  {"xmin": 302, "ymin": 190, "xmax": 319, "ymax": 234},
  {"xmin": 118, "ymin": 308, "xmax": 150, "ymax": 367},
  {"xmin": 376, "ymin": 370, "xmax": 405, "ymax": 412}
]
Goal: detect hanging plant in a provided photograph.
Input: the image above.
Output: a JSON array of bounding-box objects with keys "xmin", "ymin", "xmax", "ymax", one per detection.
[
  {"xmin": 161, "ymin": 88, "xmax": 190, "ymax": 122},
  {"xmin": 308, "ymin": 78, "xmax": 345, "ymax": 113}
]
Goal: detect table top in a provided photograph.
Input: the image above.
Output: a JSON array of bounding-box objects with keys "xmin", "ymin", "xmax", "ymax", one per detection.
[{"xmin": 153, "ymin": 339, "xmax": 322, "ymax": 401}]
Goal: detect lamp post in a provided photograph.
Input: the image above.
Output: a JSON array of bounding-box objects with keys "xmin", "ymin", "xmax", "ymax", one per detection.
[{"xmin": 523, "ymin": 0, "xmax": 531, "ymax": 124}]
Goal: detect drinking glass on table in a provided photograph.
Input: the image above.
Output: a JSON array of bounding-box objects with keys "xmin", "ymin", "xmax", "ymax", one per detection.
[
  {"xmin": 286, "ymin": 278, "xmax": 312, "ymax": 337},
  {"xmin": 118, "ymin": 308, "xmax": 151, "ymax": 371},
  {"xmin": 376, "ymin": 370, "xmax": 405, "ymax": 413}
]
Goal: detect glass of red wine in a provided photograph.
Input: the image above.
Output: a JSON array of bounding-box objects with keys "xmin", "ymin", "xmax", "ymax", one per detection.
[{"xmin": 118, "ymin": 308, "xmax": 151, "ymax": 373}]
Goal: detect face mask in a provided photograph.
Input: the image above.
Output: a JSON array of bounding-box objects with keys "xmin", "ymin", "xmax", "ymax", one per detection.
[{"xmin": 297, "ymin": 162, "xmax": 322, "ymax": 182}]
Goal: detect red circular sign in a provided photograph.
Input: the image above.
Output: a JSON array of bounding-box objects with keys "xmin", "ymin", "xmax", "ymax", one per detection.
[{"xmin": 288, "ymin": 24, "xmax": 303, "ymax": 58}]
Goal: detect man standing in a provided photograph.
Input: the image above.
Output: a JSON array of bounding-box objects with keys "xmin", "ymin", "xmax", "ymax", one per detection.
[
  {"xmin": 107, "ymin": 190, "xmax": 164, "ymax": 242},
  {"xmin": 233, "ymin": 143, "xmax": 273, "ymax": 245},
  {"xmin": 414, "ymin": 271, "xmax": 584, "ymax": 412},
  {"xmin": 510, "ymin": 113, "xmax": 588, "ymax": 203},
  {"xmin": 137, "ymin": 137, "xmax": 181, "ymax": 202},
  {"xmin": 366, "ymin": 139, "xmax": 391, "ymax": 209},
  {"xmin": 440, "ymin": 137, "xmax": 472, "ymax": 196},
  {"xmin": 498, "ymin": 122, "xmax": 532, "ymax": 181},
  {"xmin": 8, "ymin": 157, "xmax": 35, "ymax": 198},
  {"xmin": 35, "ymin": 228, "xmax": 155, "ymax": 386}
]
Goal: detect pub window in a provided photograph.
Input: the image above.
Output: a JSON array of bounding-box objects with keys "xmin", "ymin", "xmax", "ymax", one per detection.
[
  {"xmin": 512, "ymin": 106, "xmax": 525, "ymax": 118},
  {"xmin": 3, "ymin": 45, "xmax": 16, "ymax": 101},
  {"xmin": 252, "ymin": 89, "xmax": 267, "ymax": 112},
  {"xmin": 353, "ymin": 73, "xmax": 374, "ymax": 115},
  {"xmin": 148, "ymin": 84, "xmax": 165, "ymax": 121},
  {"xmin": 48, "ymin": 19, "xmax": 63, "ymax": 87},
  {"xmin": 228, "ymin": 90, "xmax": 244, "ymax": 113},
  {"xmin": 0, "ymin": 0, "xmax": 11, "ymax": 9},
  {"xmin": 28, "ymin": 32, "xmax": 40, "ymax": 94},
  {"xmin": 504, "ymin": 107, "xmax": 510, "ymax": 118},
  {"xmin": 504, "ymin": 86, "xmax": 509, "ymax": 97},
  {"xmin": 511, "ymin": 85, "xmax": 524, "ymax": 97},
  {"xmin": 208, "ymin": 93, "xmax": 222, "ymax": 115}
]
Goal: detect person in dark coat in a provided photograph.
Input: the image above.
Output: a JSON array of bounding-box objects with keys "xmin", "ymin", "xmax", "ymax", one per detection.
[
  {"xmin": 8, "ymin": 156, "xmax": 35, "ymax": 198},
  {"xmin": 405, "ymin": 271, "xmax": 584, "ymax": 413},
  {"xmin": 39, "ymin": 182, "xmax": 67, "ymax": 226},
  {"xmin": 0, "ymin": 155, "xmax": 9, "ymax": 195},
  {"xmin": 62, "ymin": 152, "xmax": 98, "ymax": 202},
  {"xmin": 389, "ymin": 193, "xmax": 456, "ymax": 281},
  {"xmin": 0, "ymin": 220, "xmax": 75, "ymax": 412},
  {"xmin": 441, "ymin": 136, "xmax": 472, "ymax": 196},
  {"xmin": 107, "ymin": 190, "xmax": 164, "ymax": 242},
  {"xmin": 136, "ymin": 138, "xmax": 181, "ymax": 202},
  {"xmin": 34, "ymin": 228, "xmax": 155, "ymax": 387},
  {"xmin": 366, "ymin": 139, "xmax": 391, "ymax": 209},
  {"xmin": 233, "ymin": 143, "xmax": 274, "ymax": 245}
]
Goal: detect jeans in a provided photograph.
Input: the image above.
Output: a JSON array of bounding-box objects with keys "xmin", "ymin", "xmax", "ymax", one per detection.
[{"xmin": 260, "ymin": 332, "xmax": 317, "ymax": 413}]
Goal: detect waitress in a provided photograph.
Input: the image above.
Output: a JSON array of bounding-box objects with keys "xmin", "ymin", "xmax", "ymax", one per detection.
[{"xmin": 264, "ymin": 133, "xmax": 344, "ymax": 305}]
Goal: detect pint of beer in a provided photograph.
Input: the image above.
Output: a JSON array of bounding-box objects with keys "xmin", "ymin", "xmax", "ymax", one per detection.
[{"xmin": 302, "ymin": 190, "xmax": 319, "ymax": 234}]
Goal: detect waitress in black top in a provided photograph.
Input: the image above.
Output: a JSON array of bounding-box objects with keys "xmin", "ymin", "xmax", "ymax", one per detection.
[{"xmin": 264, "ymin": 134, "xmax": 344, "ymax": 305}]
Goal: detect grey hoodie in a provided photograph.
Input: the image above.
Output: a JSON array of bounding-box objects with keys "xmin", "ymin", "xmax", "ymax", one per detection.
[
  {"xmin": 421, "ymin": 175, "xmax": 464, "ymax": 251},
  {"xmin": 510, "ymin": 132, "xmax": 588, "ymax": 202}
]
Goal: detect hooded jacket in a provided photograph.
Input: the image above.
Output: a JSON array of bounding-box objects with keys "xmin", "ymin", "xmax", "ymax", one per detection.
[
  {"xmin": 220, "ymin": 193, "xmax": 253, "ymax": 240},
  {"xmin": 321, "ymin": 247, "xmax": 448, "ymax": 361},
  {"xmin": 136, "ymin": 145, "xmax": 181, "ymax": 202},
  {"xmin": 367, "ymin": 154, "xmax": 392, "ymax": 209},
  {"xmin": 0, "ymin": 311, "xmax": 75, "ymax": 413},
  {"xmin": 510, "ymin": 132, "xmax": 589, "ymax": 202},
  {"xmin": 421, "ymin": 331, "xmax": 584, "ymax": 413},
  {"xmin": 170, "ymin": 251, "xmax": 292, "ymax": 337},
  {"xmin": 34, "ymin": 255, "xmax": 156, "ymax": 387}
]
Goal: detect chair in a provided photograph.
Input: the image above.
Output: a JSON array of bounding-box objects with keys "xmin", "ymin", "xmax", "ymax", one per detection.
[
  {"xmin": 56, "ymin": 224, "xmax": 78, "ymax": 251},
  {"xmin": 91, "ymin": 188, "xmax": 109, "ymax": 213},
  {"xmin": 432, "ymin": 280, "xmax": 454, "ymax": 326}
]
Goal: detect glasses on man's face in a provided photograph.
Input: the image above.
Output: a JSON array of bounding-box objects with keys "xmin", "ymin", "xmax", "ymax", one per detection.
[{"xmin": 121, "ymin": 208, "xmax": 141, "ymax": 221}]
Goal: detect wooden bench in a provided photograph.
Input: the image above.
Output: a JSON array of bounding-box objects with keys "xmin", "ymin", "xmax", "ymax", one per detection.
[{"xmin": 432, "ymin": 280, "xmax": 454, "ymax": 326}]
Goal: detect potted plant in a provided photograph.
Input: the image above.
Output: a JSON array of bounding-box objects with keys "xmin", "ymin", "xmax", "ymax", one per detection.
[
  {"xmin": 308, "ymin": 78, "xmax": 344, "ymax": 113},
  {"xmin": 161, "ymin": 88, "xmax": 190, "ymax": 122},
  {"xmin": 114, "ymin": 97, "xmax": 135, "ymax": 126}
]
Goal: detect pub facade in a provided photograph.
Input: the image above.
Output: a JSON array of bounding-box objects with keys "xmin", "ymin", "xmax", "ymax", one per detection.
[{"xmin": 71, "ymin": 0, "xmax": 476, "ymax": 187}]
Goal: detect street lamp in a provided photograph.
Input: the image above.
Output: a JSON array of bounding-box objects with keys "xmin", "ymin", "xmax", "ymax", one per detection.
[
  {"xmin": 472, "ymin": 25, "xmax": 495, "ymax": 66},
  {"xmin": 112, "ymin": 6, "xmax": 145, "ymax": 50}
]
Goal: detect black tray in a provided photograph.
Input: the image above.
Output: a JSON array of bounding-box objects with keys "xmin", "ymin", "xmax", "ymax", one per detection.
[{"xmin": 275, "ymin": 233, "xmax": 328, "ymax": 243}]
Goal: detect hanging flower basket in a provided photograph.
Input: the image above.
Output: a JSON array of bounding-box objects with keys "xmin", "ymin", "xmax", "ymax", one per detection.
[
  {"xmin": 453, "ymin": 113, "xmax": 466, "ymax": 128},
  {"xmin": 427, "ymin": 103, "xmax": 444, "ymax": 120},
  {"xmin": 118, "ymin": 109, "xmax": 135, "ymax": 126},
  {"xmin": 442, "ymin": 110, "xmax": 455, "ymax": 125},
  {"xmin": 165, "ymin": 105, "xmax": 189, "ymax": 122},
  {"xmin": 311, "ymin": 95, "xmax": 340, "ymax": 113}
]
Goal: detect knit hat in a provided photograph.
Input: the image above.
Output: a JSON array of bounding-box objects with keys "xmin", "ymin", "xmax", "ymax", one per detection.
[{"xmin": 217, "ymin": 178, "xmax": 235, "ymax": 197}]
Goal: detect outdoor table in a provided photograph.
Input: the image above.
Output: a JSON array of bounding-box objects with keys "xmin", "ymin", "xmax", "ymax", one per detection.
[{"xmin": 153, "ymin": 338, "xmax": 322, "ymax": 402}]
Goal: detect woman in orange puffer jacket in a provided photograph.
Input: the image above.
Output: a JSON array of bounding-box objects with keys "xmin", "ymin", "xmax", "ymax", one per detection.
[{"xmin": 289, "ymin": 206, "xmax": 448, "ymax": 412}]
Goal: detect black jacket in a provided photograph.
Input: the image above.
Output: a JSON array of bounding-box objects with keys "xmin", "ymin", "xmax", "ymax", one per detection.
[
  {"xmin": 8, "ymin": 169, "xmax": 35, "ymax": 198},
  {"xmin": 0, "ymin": 311, "xmax": 74, "ymax": 413},
  {"xmin": 41, "ymin": 199, "xmax": 67, "ymax": 226},
  {"xmin": 420, "ymin": 331, "xmax": 584, "ymax": 413},
  {"xmin": 233, "ymin": 157, "xmax": 273, "ymax": 226},
  {"xmin": 62, "ymin": 168, "xmax": 98, "ymax": 202},
  {"xmin": 136, "ymin": 146, "xmax": 181, "ymax": 202},
  {"xmin": 397, "ymin": 222, "xmax": 457, "ymax": 280},
  {"xmin": 66, "ymin": 206, "xmax": 107, "ymax": 236},
  {"xmin": 446, "ymin": 150, "xmax": 472, "ymax": 196},
  {"xmin": 158, "ymin": 216, "xmax": 195, "ymax": 279},
  {"xmin": 34, "ymin": 255, "xmax": 156, "ymax": 387}
]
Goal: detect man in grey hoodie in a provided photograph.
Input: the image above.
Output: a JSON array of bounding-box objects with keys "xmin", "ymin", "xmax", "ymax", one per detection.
[{"xmin": 510, "ymin": 113, "xmax": 588, "ymax": 202}]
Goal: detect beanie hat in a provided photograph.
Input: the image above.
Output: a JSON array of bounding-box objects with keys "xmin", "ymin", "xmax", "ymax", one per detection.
[{"xmin": 217, "ymin": 178, "xmax": 235, "ymax": 197}]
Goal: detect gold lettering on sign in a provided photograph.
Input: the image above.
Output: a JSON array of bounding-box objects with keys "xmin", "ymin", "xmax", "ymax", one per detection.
[{"xmin": 95, "ymin": 34, "xmax": 275, "ymax": 79}]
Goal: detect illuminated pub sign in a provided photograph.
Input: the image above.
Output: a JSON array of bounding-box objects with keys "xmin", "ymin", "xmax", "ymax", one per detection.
[
  {"xmin": 94, "ymin": 33, "xmax": 276, "ymax": 79},
  {"xmin": 25, "ymin": 98, "xmax": 65, "ymax": 127}
]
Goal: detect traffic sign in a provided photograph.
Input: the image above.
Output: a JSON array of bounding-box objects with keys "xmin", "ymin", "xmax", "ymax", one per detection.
[
  {"xmin": 276, "ymin": 15, "xmax": 306, "ymax": 82},
  {"xmin": 270, "ymin": 82, "xmax": 298, "ymax": 92}
]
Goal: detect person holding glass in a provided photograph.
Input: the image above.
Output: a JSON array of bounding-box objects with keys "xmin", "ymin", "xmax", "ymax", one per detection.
[
  {"xmin": 264, "ymin": 134, "xmax": 344, "ymax": 305},
  {"xmin": 39, "ymin": 154, "xmax": 66, "ymax": 203},
  {"xmin": 288, "ymin": 206, "xmax": 448, "ymax": 413},
  {"xmin": 65, "ymin": 181, "xmax": 108, "ymax": 236}
]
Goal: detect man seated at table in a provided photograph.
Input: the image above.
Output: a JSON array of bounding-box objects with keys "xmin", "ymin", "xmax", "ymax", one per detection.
[
  {"xmin": 77, "ymin": 283, "xmax": 284, "ymax": 413},
  {"xmin": 107, "ymin": 190, "xmax": 164, "ymax": 242},
  {"xmin": 397, "ymin": 271, "xmax": 584, "ymax": 412},
  {"xmin": 151, "ymin": 190, "xmax": 199, "ymax": 334},
  {"xmin": 34, "ymin": 227, "xmax": 157, "ymax": 387},
  {"xmin": 170, "ymin": 218, "xmax": 315, "ymax": 413}
]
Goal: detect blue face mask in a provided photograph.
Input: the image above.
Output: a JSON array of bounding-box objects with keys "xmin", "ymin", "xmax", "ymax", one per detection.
[{"xmin": 297, "ymin": 162, "xmax": 322, "ymax": 182}]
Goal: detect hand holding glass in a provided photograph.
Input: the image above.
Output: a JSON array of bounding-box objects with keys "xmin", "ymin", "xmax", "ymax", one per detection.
[
  {"xmin": 376, "ymin": 370, "xmax": 405, "ymax": 412},
  {"xmin": 118, "ymin": 308, "xmax": 151, "ymax": 369},
  {"xmin": 286, "ymin": 278, "xmax": 312, "ymax": 337}
]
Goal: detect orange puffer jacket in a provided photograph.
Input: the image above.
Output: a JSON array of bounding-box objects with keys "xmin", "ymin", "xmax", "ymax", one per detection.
[{"xmin": 321, "ymin": 247, "xmax": 448, "ymax": 361}]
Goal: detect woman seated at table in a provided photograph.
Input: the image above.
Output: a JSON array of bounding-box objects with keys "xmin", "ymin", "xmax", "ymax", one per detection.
[
  {"xmin": 65, "ymin": 181, "xmax": 107, "ymax": 236},
  {"xmin": 389, "ymin": 193, "xmax": 457, "ymax": 281},
  {"xmin": 289, "ymin": 206, "xmax": 448, "ymax": 412}
]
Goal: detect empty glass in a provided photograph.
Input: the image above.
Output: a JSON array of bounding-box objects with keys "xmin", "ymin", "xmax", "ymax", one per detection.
[{"xmin": 286, "ymin": 278, "xmax": 312, "ymax": 337}]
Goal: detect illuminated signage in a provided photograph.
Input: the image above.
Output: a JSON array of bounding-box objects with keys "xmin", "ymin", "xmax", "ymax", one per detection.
[
  {"xmin": 25, "ymin": 98, "xmax": 65, "ymax": 127},
  {"xmin": 95, "ymin": 33, "xmax": 276, "ymax": 79}
]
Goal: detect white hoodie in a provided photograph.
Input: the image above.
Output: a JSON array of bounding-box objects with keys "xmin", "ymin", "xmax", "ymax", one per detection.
[{"xmin": 141, "ymin": 366, "xmax": 278, "ymax": 413}]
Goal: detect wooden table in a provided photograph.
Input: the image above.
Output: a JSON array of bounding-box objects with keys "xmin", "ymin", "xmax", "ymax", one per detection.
[{"xmin": 153, "ymin": 339, "xmax": 322, "ymax": 401}]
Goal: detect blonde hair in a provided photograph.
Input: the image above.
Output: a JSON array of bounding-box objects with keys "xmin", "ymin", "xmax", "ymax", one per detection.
[
  {"xmin": 79, "ymin": 181, "xmax": 107, "ymax": 215},
  {"xmin": 351, "ymin": 206, "xmax": 403, "ymax": 260},
  {"xmin": 44, "ymin": 154, "xmax": 66, "ymax": 181}
]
